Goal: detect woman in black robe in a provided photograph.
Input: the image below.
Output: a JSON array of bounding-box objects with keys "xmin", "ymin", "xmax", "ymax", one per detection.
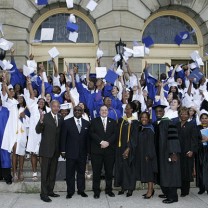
[
  {"xmin": 196, "ymin": 113, "xmax": 208, "ymax": 194},
  {"xmin": 114, "ymin": 102, "xmax": 139, "ymax": 197},
  {"xmin": 176, "ymin": 107, "xmax": 198, "ymax": 197},
  {"xmin": 135, "ymin": 112, "xmax": 157, "ymax": 199}
]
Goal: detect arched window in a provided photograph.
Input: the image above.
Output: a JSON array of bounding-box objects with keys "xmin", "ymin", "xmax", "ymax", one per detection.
[
  {"xmin": 34, "ymin": 13, "xmax": 94, "ymax": 43},
  {"xmin": 143, "ymin": 15, "xmax": 197, "ymax": 44}
]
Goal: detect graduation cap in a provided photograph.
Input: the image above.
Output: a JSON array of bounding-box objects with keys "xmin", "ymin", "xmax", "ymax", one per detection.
[
  {"xmin": 152, "ymin": 104, "xmax": 167, "ymax": 110},
  {"xmin": 0, "ymin": 38, "xmax": 14, "ymax": 51},
  {"xmin": 36, "ymin": 0, "xmax": 48, "ymax": 5},
  {"xmin": 86, "ymin": 0, "xmax": 98, "ymax": 12},
  {"xmin": 174, "ymin": 31, "xmax": 190, "ymax": 46},
  {"xmin": 68, "ymin": 32, "xmax": 78, "ymax": 42},
  {"xmin": 69, "ymin": 14, "xmax": 76, "ymax": 23},
  {"xmin": 40, "ymin": 28, "xmax": 54, "ymax": 41},
  {"xmin": 142, "ymin": 36, "xmax": 154, "ymax": 48},
  {"xmin": 60, "ymin": 103, "xmax": 72, "ymax": 110},
  {"xmin": 0, "ymin": 60, "xmax": 13, "ymax": 70},
  {"xmin": 97, "ymin": 48, "xmax": 104, "ymax": 59},
  {"xmin": 23, "ymin": 65, "xmax": 35, "ymax": 77},
  {"xmin": 48, "ymin": 47, "xmax": 60, "ymax": 58},
  {"xmin": 66, "ymin": 22, "xmax": 78, "ymax": 32},
  {"xmin": 66, "ymin": 0, "xmax": 73, "ymax": 8},
  {"xmin": 105, "ymin": 70, "xmax": 118, "ymax": 84}
]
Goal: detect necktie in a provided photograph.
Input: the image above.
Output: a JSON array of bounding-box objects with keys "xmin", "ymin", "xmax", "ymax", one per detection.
[
  {"xmin": 54, "ymin": 115, "xmax": 58, "ymax": 127},
  {"xmin": 103, "ymin": 118, "xmax": 106, "ymax": 132},
  {"xmin": 77, "ymin": 119, "xmax": 81, "ymax": 133}
]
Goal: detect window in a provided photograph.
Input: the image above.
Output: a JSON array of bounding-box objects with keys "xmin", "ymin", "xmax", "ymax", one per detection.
[
  {"xmin": 143, "ymin": 15, "xmax": 197, "ymax": 44},
  {"xmin": 34, "ymin": 13, "xmax": 94, "ymax": 43},
  {"xmin": 148, "ymin": 64, "xmax": 166, "ymax": 79},
  {"xmin": 68, "ymin": 63, "xmax": 88, "ymax": 76}
]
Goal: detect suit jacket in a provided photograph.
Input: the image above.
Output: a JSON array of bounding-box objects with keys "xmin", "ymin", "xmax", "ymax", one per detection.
[
  {"xmin": 36, "ymin": 112, "xmax": 64, "ymax": 158},
  {"xmin": 90, "ymin": 117, "xmax": 117, "ymax": 154},
  {"xmin": 60, "ymin": 117, "xmax": 90, "ymax": 160}
]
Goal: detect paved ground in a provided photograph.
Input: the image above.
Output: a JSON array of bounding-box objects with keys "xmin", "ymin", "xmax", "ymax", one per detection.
[{"xmin": 1, "ymin": 188, "xmax": 208, "ymax": 208}]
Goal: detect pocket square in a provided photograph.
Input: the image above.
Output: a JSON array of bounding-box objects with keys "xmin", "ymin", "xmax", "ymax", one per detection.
[{"xmin": 85, "ymin": 127, "xmax": 88, "ymax": 129}]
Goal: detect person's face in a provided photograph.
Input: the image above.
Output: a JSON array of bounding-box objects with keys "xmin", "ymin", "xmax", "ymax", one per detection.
[
  {"xmin": 53, "ymin": 86, "xmax": 61, "ymax": 94},
  {"xmin": 200, "ymin": 115, "xmax": 208, "ymax": 125},
  {"xmin": 111, "ymin": 86, "xmax": 118, "ymax": 95},
  {"xmin": 14, "ymin": 84, "xmax": 20, "ymax": 91},
  {"xmin": 9, "ymin": 89, "xmax": 15, "ymax": 98},
  {"xmin": 155, "ymin": 107, "xmax": 165, "ymax": 119},
  {"xmin": 124, "ymin": 104, "xmax": 133, "ymax": 116},
  {"xmin": 167, "ymin": 92, "xmax": 173, "ymax": 103},
  {"xmin": 170, "ymin": 86, "xmax": 177, "ymax": 93},
  {"xmin": 88, "ymin": 81, "xmax": 94, "ymax": 90},
  {"xmin": 64, "ymin": 92, "xmax": 70, "ymax": 100},
  {"xmin": 96, "ymin": 79, "xmax": 103, "ymax": 87},
  {"xmin": 47, "ymin": 76, "xmax": 52, "ymax": 83},
  {"xmin": 45, "ymin": 94, "xmax": 51, "ymax": 103},
  {"xmin": 73, "ymin": 66, "xmax": 78, "ymax": 74},
  {"xmin": 59, "ymin": 74, "xmax": 65, "ymax": 82},
  {"xmin": 180, "ymin": 111, "xmax": 189, "ymax": 122},
  {"xmin": 185, "ymin": 70, "xmax": 190, "ymax": 77},
  {"xmin": 177, "ymin": 78, "xmax": 182, "ymax": 85},
  {"xmin": 189, "ymin": 108, "xmax": 195, "ymax": 117},
  {"xmin": 104, "ymin": 97, "xmax": 112, "ymax": 107},
  {"xmin": 146, "ymin": 98, "xmax": 153, "ymax": 108},
  {"xmin": 141, "ymin": 113, "xmax": 149, "ymax": 125},
  {"xmin": 170, "ymin": 99, "xmax": 179, "ymax": 110},
  {"xmin": 38, "ymin": 99, "xmax": 45, "ymax": 109},
  {"xmin": 123, "ymin": 91, "xmax": 130, "ymax": 100},
  {"xmin": 17, "ymin": 96, "xmax": 24, "ymax": 104},
  {"xmin": 51, "ymin": 101, "xmax": 60, "ymax": 115},
  {"xmin": 78, "ymin": 103, "xmax": 85, "ymax": 110},
  {"xmin": 100, "ymin": 106, "xmax": 108, "ymax": 118},
  {"xmin": 74, "ymin": 106, "xmax": 83, "ymax": 118},
  {"xmin": 140, "ymin": 78, "xmax": 145, "ymax": 86},
  {"xmin": 33, "ymin": 89, "xmax": 38, "ymax": 97},
  {"xmin": 60, "ymin": 109, "xmax": 69, "ymax": 118}
]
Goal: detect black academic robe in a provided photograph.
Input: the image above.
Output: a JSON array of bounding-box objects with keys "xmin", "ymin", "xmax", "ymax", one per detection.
[
  {"xmin": 154, "ymin": 118, "xmax": 181, "ymax": 187},
  {"xmin": 196, "ymin": 125, "xmax": 208, "ymax": 190},
  {"xmin": 114, "ymin": 118, "xmax": 139, "ymax": 190},
  {"xmin": 176, "ymin": 121, "xmax": 198, "ymax": 182},
  {"xmin": 135, "ymin": 126, "xmax": 158, "ymax": 183}
]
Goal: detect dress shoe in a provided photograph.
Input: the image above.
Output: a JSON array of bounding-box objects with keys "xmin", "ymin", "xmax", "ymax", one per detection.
[
  {"xmin": 40, "ymin": 196, "xmax": 52, "ymax": 202},
  {"xmin": 48, "ymin": 193, "xmax": 60, "ymax": 197},
  {"xmin": 143, "ymin": 190, "xmax": 154, "ymax": 199},
  {"xmin": 66, "ymin": 194, "xmax": 73, "ymax": 199},
  {"xmin": 6, "ymin": 179, "xmax": 12, "ymax": 185},
  {"xmin": 158, "ymin": 194, "xmax": 167, "ymax": 199},
  {"xmin": 94, "ymin": 194, "xmax": 100, "ymax": 199},
  {"xmin": 106, "ymin": 192, "xmax": 115, "ymax": 197},
  {"xmin": 118, "ymin": 190, "xmax": 125, "ymax": 195},
  {"xmin": 77, "ymin": 191, "xmax": 88, "ymax": 197},
  {"xmin": 198, "ymin": 190, "xmax": 205, "ymax": 195},
  {"xmin": 180, "ymin": 194, "xmax": 187, "ymax": 197},
  {"xmin": 126, "ymin": 190, "xmax": 133, "ymax": 197},
  {"xmin": 162, "ymin": 199, "xmax": 178, "ymax": 204}
]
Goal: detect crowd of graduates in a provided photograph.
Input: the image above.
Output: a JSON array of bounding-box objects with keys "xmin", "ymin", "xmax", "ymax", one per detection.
[{"xmin": 0, "ymin": 48, "xmax": 208, "ymax": 204}]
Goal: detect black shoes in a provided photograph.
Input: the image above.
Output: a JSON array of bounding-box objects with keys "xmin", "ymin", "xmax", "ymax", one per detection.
[
  {"xmin": 106, "ymin": 192, "xmax": 115, "ymax": 197},
  {"xmin": 66, "ymin": 194, "xmax": 73, "ymax": 199},
  {"xmin": 162, "ymin": 199, "xmax": 178, "ymax": 204},
  {"xmin": 118, "ymin": 190, "xmax": 125, "ymax": 195},
  {"xmin": 48, "ymin": 193, "xmax": 60, "ymax": 197},
  {"xmin": 126, "ymin": 190, "xmax": 133, "ymax": 197},
  {"xmin": 40, "ymin": 195, "xmax": 52, "ymax": 202},
  {"xmin": 180, "ymin": 193, "xmax": 188, "ymax": 197},
  {"xmin": 158, "ymin": 194, "xmax": 167, "ymax": 199},
  {"xmin": 143, "ymin": 190, "xmax": 154, "ymax": 199},
  {"xmin": 94, "ymin": 193, "xmax": 100, "ymax": 199},
  {"xmin": 198, "ymin": 190, "xmax": 205, "ymax": 195},
  {"xmin": 77, "ymin": 191, "xmax": 88, "ymax": 197}
]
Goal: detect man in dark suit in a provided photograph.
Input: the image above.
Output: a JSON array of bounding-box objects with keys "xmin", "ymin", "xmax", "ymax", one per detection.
[
  {"xmin": 36, "ymin": 100, "xmax": 64, "ymax": 203},
  {"xmin": 90, "ymin": 105, "xmax": 117, "ymax": 199},
  {"xmin": 60, "ymin": 105, "xmax": 90, "ymax": 199}
]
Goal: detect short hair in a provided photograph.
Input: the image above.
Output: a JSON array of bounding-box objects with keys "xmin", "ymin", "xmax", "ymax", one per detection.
[
  {"xmin": 178, "ymin": 106, "xmax": 189, "ymax": 116},
  {"xmin": 50, "ymin": 100, "xmax": 60, "ymax": 107},
  {"xmin": 200, "ymin": 113, "xmax": 208, "ymax": 120},
  {"xmin": 100, "ymin": 105, "xmax": 108, "ymax": 111}
]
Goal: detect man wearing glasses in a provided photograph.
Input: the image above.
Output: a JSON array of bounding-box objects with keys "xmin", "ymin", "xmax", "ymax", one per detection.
[{"xmin": 60, "ymin": 105, "xmax": 90, "ymax": 199}]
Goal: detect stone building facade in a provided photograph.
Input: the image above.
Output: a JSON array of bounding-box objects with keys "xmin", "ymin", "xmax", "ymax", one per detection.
[{"xmin": 1, "ymin": 0, "xmax": 208, "ymax": 76}]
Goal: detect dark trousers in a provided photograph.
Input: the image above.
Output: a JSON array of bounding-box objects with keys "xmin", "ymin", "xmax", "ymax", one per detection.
[
  {"xmin": 41, "ymin": 155, "xmax": 58, "ymax": 196},
  {"xmin": 0, "ymin": 168, "xmax": 12, "ymax": 182},
  {"xmin": 161, "ymin": 186, "xmax": 178, "ymax": 201},
  {"xmin": 91, "ymin": 152, "xmax": 115, "ymax": 194},
  {"xmin": 181, "ymin": 180, "xmax": 190, "ymax": 195},
  {"xmin": 66, "ymin": 157, "xmax": 86, "ymax": 195}
]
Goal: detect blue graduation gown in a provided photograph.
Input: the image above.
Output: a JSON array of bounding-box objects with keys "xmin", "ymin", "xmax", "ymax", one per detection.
[{"xmin": 0, "ymin": 107, "xmax": 11, "ymax": 168}]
